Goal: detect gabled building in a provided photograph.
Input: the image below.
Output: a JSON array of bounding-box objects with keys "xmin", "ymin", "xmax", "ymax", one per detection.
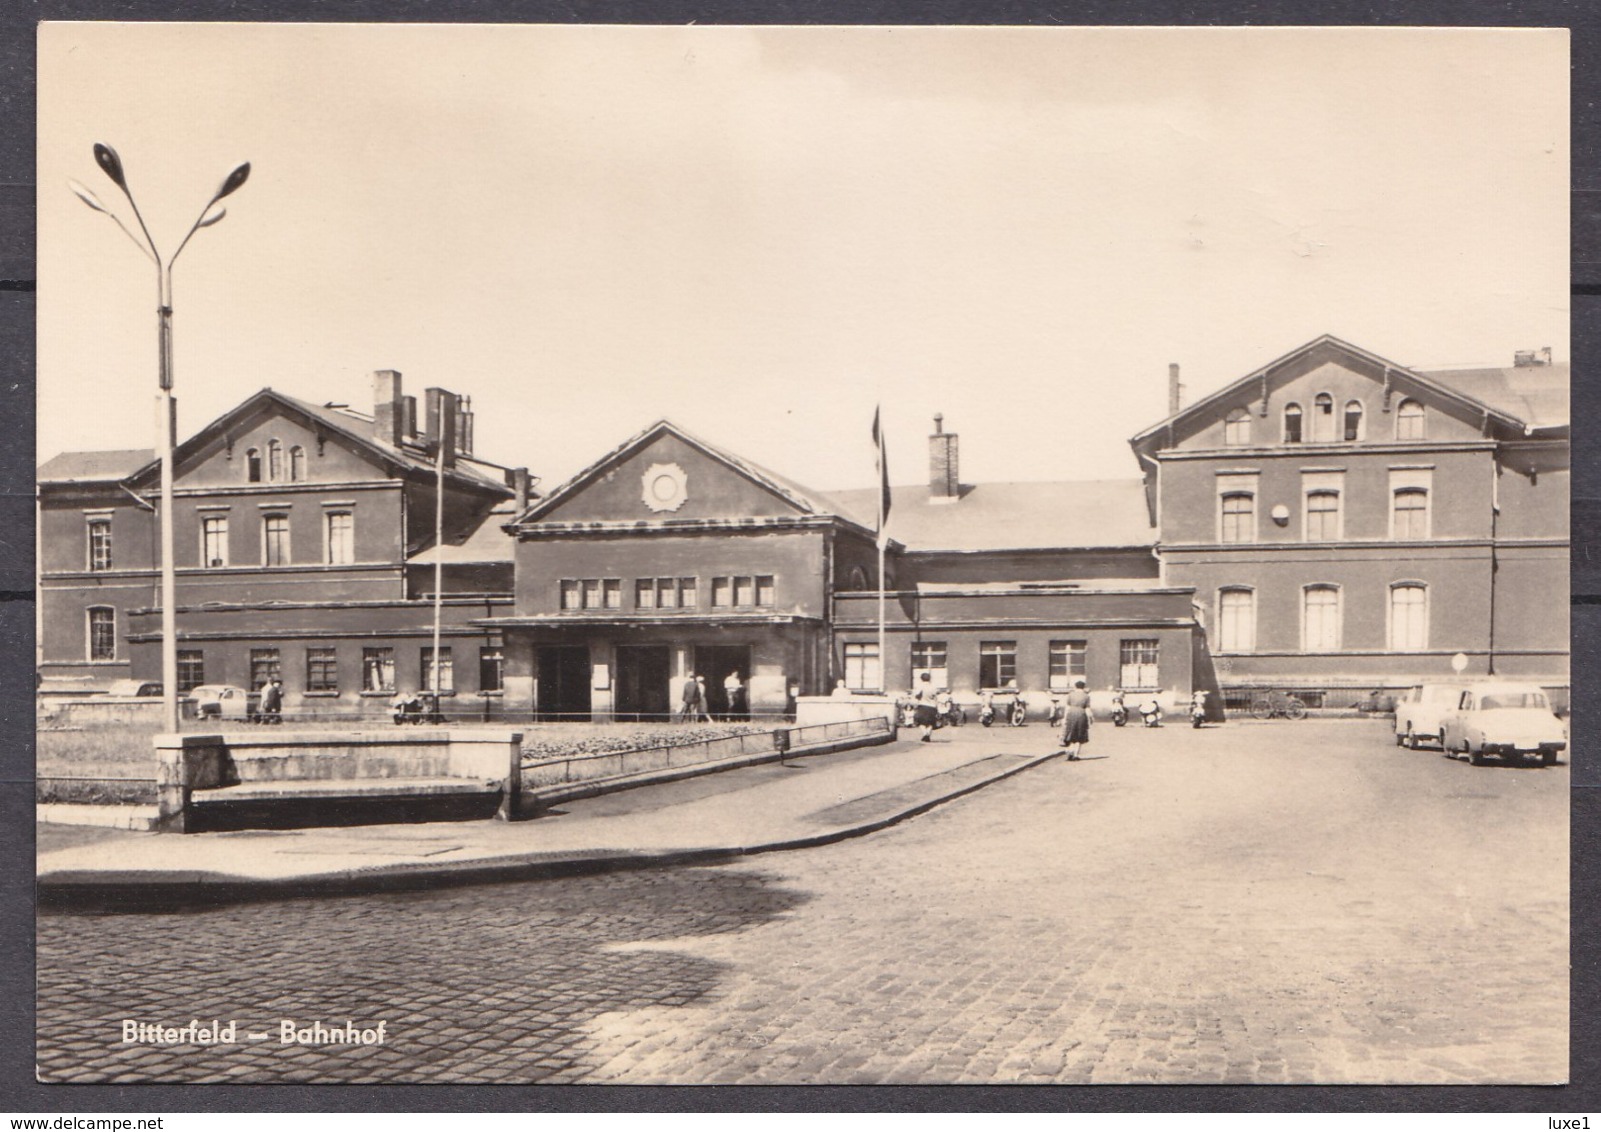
[
  {"xmin": 1129, "ymin": 334, "xmax": 1569, "ymax": 708},
  {"xmin": 38, "ymin": 371, "xmax": 534, "ymax": 715}
]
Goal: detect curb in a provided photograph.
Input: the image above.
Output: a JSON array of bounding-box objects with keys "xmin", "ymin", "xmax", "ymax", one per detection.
[{"xmin": 38, "ymin": 748, "xmax": 1060, "ymax": 913}]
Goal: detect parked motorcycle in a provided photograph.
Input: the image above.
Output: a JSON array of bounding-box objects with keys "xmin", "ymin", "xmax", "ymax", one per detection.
[
  {"xmin": 391, "ymin": 690, "xmax": 446, "ymax": 725},
  {"xmin": 1110, "ymin": 692, "xmax": 1128, "ymax": 728},
  {"xmin": 1048, "ymin": 695, "xmax": 1065, "ymax": 727},
  {"xmin": 978, "ymin": 690, "xmax": 997, "ymax": 728},
  {"xmin": 1009, "ymin": 695, "xmax": 1028, "ymax": 727},
  {"xmin": 936, "ymin": 692, "xmax": 965, "ymax": 728},
  {"xmin": 1190, "ymin": 690, "xmax": 1208, "ymax": 729},
  {"xmin": 1138, "ymin": 696, "xmax": 1163, "ymax": 728}
]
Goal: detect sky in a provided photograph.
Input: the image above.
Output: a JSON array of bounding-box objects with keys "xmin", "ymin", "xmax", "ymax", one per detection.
[{"xmin": 37, "ymin": 24, "xmax": 1568, "ymax": 493}]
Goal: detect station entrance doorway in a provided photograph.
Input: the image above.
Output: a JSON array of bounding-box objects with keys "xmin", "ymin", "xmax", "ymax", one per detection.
[
  {"xmin": 535, "ymin": 646, "xmax": 591, "ymax": 721},
  {"xmin": 697, "ymin": 644, "xmax": 752, "ymax": 720},
  {"xmin": 615, "ymin": 644, "xmax": 672, "ymax": 721}
]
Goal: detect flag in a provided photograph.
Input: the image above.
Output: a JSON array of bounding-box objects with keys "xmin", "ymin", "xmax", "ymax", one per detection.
[{"xmin": 871, "ymin": 405, "xmax": 891, "ymax": 541}]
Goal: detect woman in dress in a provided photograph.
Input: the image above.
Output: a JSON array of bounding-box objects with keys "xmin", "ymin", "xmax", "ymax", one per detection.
[
  {"xmin": 1060, "ymin": 678, "xmax": 1093, "ymax": 760},
  {"xmin": 912, "ymin": 672, "xmax": 940, "ymax": 743}
]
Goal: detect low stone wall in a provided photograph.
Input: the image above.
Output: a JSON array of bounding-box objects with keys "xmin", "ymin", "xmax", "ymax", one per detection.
[{"xmin": 40, "ymin": 698, "xmax": 164, "ymax": 729}]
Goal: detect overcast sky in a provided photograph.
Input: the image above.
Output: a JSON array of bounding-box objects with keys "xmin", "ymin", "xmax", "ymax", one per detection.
[{"xmin": 37, "ymin": 24, "xmax": 1567, "ymax": 493}]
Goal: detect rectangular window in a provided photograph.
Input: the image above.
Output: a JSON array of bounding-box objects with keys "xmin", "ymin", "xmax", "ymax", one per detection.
[
  {"xmin": 87, "ymin": 608, "xmax": 116, "ymax": 661},
  {"xmin": 1217, "ymin": 590, "xmax": 1256, "ymax": 653},
  {"xmin": 201, "ymin": 516, "xmax": 229, "ymax": 568},
  {"xmin": 479, "ymin": 646, "xmax": 504, "ymax": 693},
  {"xmin": 324, "ymin": 511, "xmax": 354, "ymax": 565},
  {"xmin": 560, "ymin": 580, "xmax": 581, "ymax": 611},
  {"xmin": 755, "ymin": 575, "xmax": 776, "ymax": 607},
  {"xmin": 250, "ymin": 648, "xmax": 282, "ymax": 690},
  {"xmin": 581, "ymin": 579, "xmax": 602, "ymax": 610},
  {"xmin": 712, "ymin": 577, "xmax": 732, "ymax": 608},
  {"xmin": 657, "ymin": 577, "xmax": 678, "ymax": 609},
  {"xmin": 1220, "ymin": 494, "xmax": 1255, "ymax": 544},
  {"xmin": 176, "ymin": 649, "xmax": 205, "ymax": 692},
  {"xmin": 1302, "ymin": 588, "xmax": 1342, "ymax": 652},
  {"xmin": 305, "ymin": 647, "xmax": 339, "ymax": 693},
  {"xmin": 733, "ymin": 576, "xmax": 755, "ymax": 607},
  {"xmin": 1119, "ymin": 639, "xmax": 1159, "ymax": 690},
  {"xmin": 603, "ymin": 579, "xmax": 622, "ymax": 609},
  {"xmin": 362, "ymin": 647, "xmax": 396, "ymax": 693},
  {"xmin": 910, "ymin": 641, "xmax": 948, "ymax": 689},
  {"xmin": 421, "ymin": 646, "xmax": 454, "ymax": 692},
  {"xmin": 1389, "ymin": 585, "xmax": 1428, "ymax": 651},
  {"xmin": 1304, "ymin": 491, "xmax": 1341, "ymax": 541},
  {"xmin": 1048, "ymin": 640, "xmax": 1087, "ymax": 691},
  {"xmin": 262, "ymin": 514, "xmax": 291, "ymax": 566},
  {"xmin": 679, "ymin": 577, "xmax": 698, "ymax": 607},
  {"xmin": 844, "ymin": 642, "xmax": 881, "ymax": 692},
  {"xmin": 979, "ymin": 641, "xmax": 1018, "ymax": 690},
  {"xmin": 87, "ymin": 519, "xmax": 113, "ymax": 572},
  {"xmin": 635, "ymin": 578, "xmax": 656, "ymax": 609},
  {"xmin": 1393, "ymin": 489, "xmax": 1430, "ymax": 540}
]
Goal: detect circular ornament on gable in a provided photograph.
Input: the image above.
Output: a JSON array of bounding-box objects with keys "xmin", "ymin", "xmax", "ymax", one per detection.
[{"xmin": 642, "ymin": 462, "xmax": 689, "ymax": 513}]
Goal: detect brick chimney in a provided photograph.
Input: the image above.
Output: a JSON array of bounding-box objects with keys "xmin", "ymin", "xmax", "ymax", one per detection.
[
  {"xmin": 372, "ymin": 370, "xmax": 405, "ymax": 445},
  {"xmin": 1168, "ymin": 363, "xmax": 1183, "ymax": 414},
  {"xmin": 424, "ymin": 387, "xmax": 458, "ymax": 468},
  {"xmin": 929, "ymin": 413, "xmax": 959, "ymax": 503},
  {"xmin": 509, "ymin": 466, "xmax": 531, "ymax": 511},
  {"xmin": 456, "ymin": 395, "xmax": 474, "ymax": 457}
]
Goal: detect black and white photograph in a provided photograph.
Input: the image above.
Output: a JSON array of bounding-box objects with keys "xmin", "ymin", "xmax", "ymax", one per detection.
[{"xmin": 33, "ymin": 22, "xmax": 1569, "ymax": 1086}]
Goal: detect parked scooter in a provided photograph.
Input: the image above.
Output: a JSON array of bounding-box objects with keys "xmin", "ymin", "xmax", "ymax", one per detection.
[
  {"xmin": 1109, "ymin": 691, "xmax": 1128, "ymax": 728},
  {"xmin": 936, "ymin": 691, "xmax": 966, "ymax": 728},
  {"xmin": 1138, "ymin": 694, "xmax": 1163, "ymax": 728},
  {"xmin": 978, "ymin": 689, "xmax": 997, "ymax": 727},
  {"xmin": 391, "ymin": 690, "xmax": 446, "ymax": 725},
  {"xmin": 1048, "ymin": 694, "xmax": 1065, "ymax": 727},
  {"xmin": 1190, "ymin": 689, "xmax": 1208, "ymax": 729}
]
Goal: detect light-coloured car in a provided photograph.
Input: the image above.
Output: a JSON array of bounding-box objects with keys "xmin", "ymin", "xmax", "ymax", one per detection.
[
  {"xmin": 187, "ymin": 683, "xmax": 251, "ymax": 720},
  {"xmin": 1440, "ymin": 682, "xmax": 1567, "ymax": 766},
  {"xmin": 1393, "ymin": 682, "xmax": 1469, "ymax": 749},
  {"xmin": 102, "ymin": 679, "xmax": 162, "ymax": 698}
]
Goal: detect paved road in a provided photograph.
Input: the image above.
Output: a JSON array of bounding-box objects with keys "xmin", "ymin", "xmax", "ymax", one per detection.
[{"xmin": 36, "ymin": 719, "xmax": 1567, "ymax": 1084}]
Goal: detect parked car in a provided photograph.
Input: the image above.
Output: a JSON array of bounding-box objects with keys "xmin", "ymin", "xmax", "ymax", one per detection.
[
  {"xmin": 1393, "ymin": 683, "xmax": 1469, "ymax": 749},
  {"xmin": 1439, "ymin": 682, "xmax": 1567, "ymax": 766},
  {"xmin": 187, "ymin": 683, "xmax": 251, "ymax": 720},
  {"xmin": 102, "ymin": 679, "xmax": 162, "ymax": 698}
]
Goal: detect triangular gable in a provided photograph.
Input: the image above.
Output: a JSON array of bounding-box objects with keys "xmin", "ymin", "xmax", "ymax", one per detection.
[
  {"xmin": 1129, "ymin": 334, "xmax": 1528, "ymax": 451},
  {"xmin": 511, "ymin": 419, "xmax": 860, "ymax": 530}
]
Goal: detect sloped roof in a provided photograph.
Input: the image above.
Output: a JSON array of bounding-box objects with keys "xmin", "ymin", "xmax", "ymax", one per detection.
[
  {"xmin": 828, "ymin": 479, "xmax": 1156, "ymax": 552},
  {"xmin": 408, "ymin": 505, "xmax": 518, "ymax": 564},
  {"xmin": 1417, "ymin": 364, "xmax": 1569, "ymax": 429},
  {"xmin": 38, "ymin": 449, "xmax": 155, "ymax": 483}
]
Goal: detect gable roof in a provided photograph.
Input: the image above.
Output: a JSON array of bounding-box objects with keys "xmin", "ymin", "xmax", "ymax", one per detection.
[
  {"xmin": 829, "ymin": 479, "xmax": 1155, "ymax": 552},
  {"xmin": 1129, "ymin": 334, "xmax": 1541, "ymax": 448},
  {"xmin": 38, "ymin": 449, "xmax": 155, "ymax": 484},
  {"xmin": 511, "ymin": 418, "xmax": 870, "ymax": 533},
  {"xmin": 1416, "ymin": 363, "xmax": 1568, "ymax": 430}
]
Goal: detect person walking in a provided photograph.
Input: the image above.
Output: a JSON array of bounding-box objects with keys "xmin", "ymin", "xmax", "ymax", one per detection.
[
  {"xmin": 1059, "ymin": 678, "xmax": 1093, "ymax": 760},
  {"xmin": 911, "ymin": 671, "xmax": 940, "ymax": 743},
  {"xmin": 678, "ymin": 672, "xmax": 702, "ymax": 722},
  {"xmin": 695, "ymin": 674, "xmax": 712, "ymax": 722},
  {"xmin": 259, "ymin": 677, "xmax": 284, "ymax": 725},
  {"xmin": 722, "ymin": 670, "xmax": 745, "ymax": 720}
]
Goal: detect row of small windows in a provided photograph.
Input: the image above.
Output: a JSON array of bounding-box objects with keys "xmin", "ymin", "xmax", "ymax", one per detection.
[
  {"xmin": 560, "ymin": 575, "xmax": 776, "ymax": 612},
  {"xmin": 1214, "ymin": 583, "xmax": 1429, "ymax": 653},
  {"xmin": 843, "ymin": 639, "xmax": 1162, "ymax": 694},
  {"xmin": 1222, "ymin": 398, "xmax": 1426, "ymax": 445},
  {"xmin": 245, "ymin": 440, "xmax": 308, "ymax": 483},
  {"xmin": 85, "ymin": 513, "xmax": 356, "ymax": 571},
  {"xmin": 1218, "ymin": 488, "xmax": 1429, "ymax": 543},
  {"xmin": 177, "ymin": 645, "xmax": 506, "ymax": 695}
]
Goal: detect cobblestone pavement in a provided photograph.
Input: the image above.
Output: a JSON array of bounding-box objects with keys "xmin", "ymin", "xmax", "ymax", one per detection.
[{"xmin": 37, "ymin": 719, "xmax": 1567, "ymax": 1084}]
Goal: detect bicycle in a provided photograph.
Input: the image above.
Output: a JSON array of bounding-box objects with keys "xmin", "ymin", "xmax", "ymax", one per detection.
[{"xmin": 1249, "ymin": 690, "xmax": 1308, "ymax": 721}]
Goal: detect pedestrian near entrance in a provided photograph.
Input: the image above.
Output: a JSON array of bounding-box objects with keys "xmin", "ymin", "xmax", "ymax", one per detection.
[
  {"xmin": 678, "ymin": 673, "xmax": 703, "ymax": 722},
  {"xmin": 912, "ymin": 672, "xmax": 940, "ymax": 743},
  {"xmin": 1059, "ymin": 678, "xmax": 1092, "ymax": 759},
  {"xmin": 258, "ymin": 677, "xmax": 284, "ymax": 725},
  {"xmin": 723, "ymin": 670, "xmax": 744, "ymax": 720},
  {"xmin": 695, "ymin": 674, "xmax": 712, "ymax": 722}
]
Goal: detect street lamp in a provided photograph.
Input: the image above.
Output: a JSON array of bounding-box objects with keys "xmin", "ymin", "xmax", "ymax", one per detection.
[{"xmin": 71, "ymin": 143, "xmax": 250, "ymax": 733}]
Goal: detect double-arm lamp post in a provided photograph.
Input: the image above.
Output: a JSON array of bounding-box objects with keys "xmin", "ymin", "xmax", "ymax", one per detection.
[{"xmin": 71, "ymin": 144, "xmax": 250, "ymax": 733}]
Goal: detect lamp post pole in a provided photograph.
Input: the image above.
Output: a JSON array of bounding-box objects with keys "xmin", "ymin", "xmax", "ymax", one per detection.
[{"xmin": 72, "ymin": 145, "xmax": 250, "ymax": 733}]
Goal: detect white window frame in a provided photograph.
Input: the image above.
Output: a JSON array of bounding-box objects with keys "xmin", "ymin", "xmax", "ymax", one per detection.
[
  {"xmin": 1396, "ymin": 398, "xmax": 1426, "ymax": 440},
  {"xmin": 1219, "ymin": 492, "xmax": 1256, "ymax": 544},
  {"xmin": 1389, "ymin": 467, "xmax": 1434, "ymax": 540},
  {"xmin": 1300, "ymin": 471, "xmax": 1346, "ymax": 542},
  {"xmin": 1301, "ymin": 585, "xmax": 1342, "ymax": 652},
  {"xmin": 1217, "ymin": 588, "xmax": 1256, "ymax": 653},
  {"xmin": 979, "ymin": 641, "xmax": 1019, "ymax": 690},
  {"xmin": 844, "ymin": 642, "xmax": 881, "ymax": 692},
  {"xmin": 86, "ymin": 517, "xmax": 113, "ymax": 572},
  {"xmin": 201, "ymin": 515, "xmax": 229, "ymax": 568},
  {"xmin": 1118, "ymin": 639, "xmax": 1160, "ymax": 690},
  {"xmin": 86, "ymin": 606, "xmax": 116, "ymax": 661},
  {"xmin": 1223, "ymin": 408, "xmax": 1251, "ymax": 446},
  {"xmin": 1343, "ymin": 399, "xmax": 1365, "ymax": 442},
  {"xmin": 421, "ymin": 646, "xmax": 455, "ymax": 693},
  {"xmin": 1388, "ymin": 582, "xmax": 1429, "ymax": 651},
  {"xmin": 1283, "ymin": 403, "xmax": 1303, "ymax": 444},
  {"xmin": 1048, "ymin": 640, "xmax": 1086, "ymax": 692},
  {"xmin": 911, "ymin": 641, "xmax": 949, "ymax": 690},
  {"xmin": 261, "ymin": 513, "xmax": 291, "ymax": 567},
  {"xmin": 324, "ymin": 511, "xmax": 354, "ymax": 565}
]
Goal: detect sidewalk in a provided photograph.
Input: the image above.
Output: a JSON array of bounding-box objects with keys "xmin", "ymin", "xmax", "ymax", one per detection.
[{"xmin": 37, "ymin": 731, "xmax": 1060, "ymax": 909}]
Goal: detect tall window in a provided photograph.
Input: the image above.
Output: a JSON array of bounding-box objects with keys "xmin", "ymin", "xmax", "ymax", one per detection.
[
  {"xmin": 635, "ymin": 578, "xmax": 656, "ymax": 610},
  {"xmin": 1344, "ymin": 400, "xmax": 1364, "ymax": 442},
  {"xmin": 1048, "ymin": 640, "xmax": 1087, "ymax": 691},
  {"xmin": 1223, "ymin": 408, "xmax": 1251, "ymax": 446},
  {"xmin": 262, "ymin": 514, "xmax": 291, "ymax": 566},
  {"xmin": 306, "ymin": 647, "xmax": 339, "ymax": 693},
  {"xmin": 679, "ymin": 577, "xmax": 698, "ymax": 607},
  {"xmin": 324, "ymin": 511, "xmax": 354, "ymax": 565},
  {"xmin": 756, "ymin": 575, "xmax": 776, "ymax": 607},
  {"xmin": 656, "ymin": 577, "xmax": 678, "ymax": 609},
  {"xmin": 87, "ymin": 518, "xmax": 112, "ymax": 572},
  {"xmin": 267, "ymin": 440, "xmax": 284, "ymax": 481},
  {"xmin": 844, "ymin": 642, "xmax": 880, "ymax": 692},
  {"xmin": 249, "ymin": 647, "xmax": 282, "ymax": 689},
  {"xmin": 561, "ymin": 580, "xmax": 582, "ymax": 610},
  {"xmin": 87, "ymin": 607, "xmax": 115, "ymax": 661},
  {"xmin": 177, "ymin": 649, "xmax": 205, "ymax": 693},
  {"xmin": 1311, "ymin": 392, "xmax": 1336, "ymax": 441},
  {"xmin": 201, "ymin": 516, "xmax": 229, "ymax": 567},
  {"xmin": 1283, "ymin": 403, "xmax": 1303, "ymax": 443},
  {"xmin": 603, "ymin": 579, "xmax": 622, "ymax": 609},
  {"xmin": 1392, "ymin": 488, "xmax": 1430, "ymax": 539},
  {"xmin": 289, "ymin": 446, "xmax": 307, "ymax": 482},
  {"xmin": 1220, "ymin": 492, "xmax": 1255, "ymax": 544},
  {"xmin": 246, "ymin": 448, "xmax": 262, "ymax": 483},
  {"xmin": 421, "ymin": 646, "xmax": 454, "ymax": 692},
  {"xmin": 1302, "ymin": 586, "xmax": 1341, "ymax": 652},
  {"xmin": 712, "ymin": 577, "xmax": 732, "ymax": 608},
  {"xmin": 1119, "ymin": 639, "xmax": 1159, "ymax": 689},
  {"xmin": 1217, "ymin": 589, "xmax": 1256, "ymax": 653},
  {"xmin": 1389, "ymin": 584, "xmax": 1428, "ymax": 651},
  {"xmin": 911, "ymin": 641, "xmax": 949, "ymax": 689},
  {"xmin": 362, "ymin": 647, "xmax": 396, "ymax": 693},
  {"xmin": 479, "ymin": 646, "xmax": 504, "ymax": 693},
  {"xmin": 1396, "ymin": 398, "xmax": 1425, "ymax": 440},
  {"xmin": 979, "ymin": 641, "xmax": 1018, "ymax": 689},
  {"xmin": 1304, "ymin": 491, "xmax": 1341, "ymax": 541},
  {"xmin": 733, "ymin": 576, "xmax": 755, "ymax": 606}
]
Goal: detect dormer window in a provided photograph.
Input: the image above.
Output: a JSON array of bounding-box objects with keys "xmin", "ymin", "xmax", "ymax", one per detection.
[
  {"xmin": 1311, "ymin": 393, "xmax": 1335, "ymax": 441},
  {"xmin": 1283, "ymin": 403, "xmax": 1303, "ymax": 444},
  {"xmin": 1344, "ymin": 400, "xmax": 1364, "ymax": 442},
  {"xmin": 1223, "ymin": 408, "xmax": 1251, "ymax": 446}
]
